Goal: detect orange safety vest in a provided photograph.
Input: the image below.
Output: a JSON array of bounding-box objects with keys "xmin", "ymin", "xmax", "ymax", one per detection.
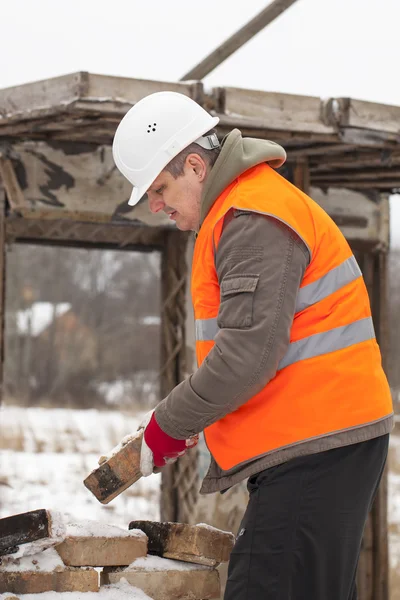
[{"xmin": 192, "ymin": 163, "xmax": 393, "ymax": 471}]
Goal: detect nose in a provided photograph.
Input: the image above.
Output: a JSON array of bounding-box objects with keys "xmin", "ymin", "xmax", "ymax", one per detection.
[{"xmin": 148, "ymin": 195, "xmax": 165, "ymax": 214}]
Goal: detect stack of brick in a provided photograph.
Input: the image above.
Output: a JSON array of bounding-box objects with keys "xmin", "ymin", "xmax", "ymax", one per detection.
[{"xmin": 0, "ymin": 511, "xmax": 235, "ymax": 599}]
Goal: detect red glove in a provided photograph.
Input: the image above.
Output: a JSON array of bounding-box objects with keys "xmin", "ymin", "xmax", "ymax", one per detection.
[{"xmin": 144, "ymin": 412, "xmax": 188, "ymax": 468}]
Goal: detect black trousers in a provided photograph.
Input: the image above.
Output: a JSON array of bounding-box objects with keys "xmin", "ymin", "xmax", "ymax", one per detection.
[{"xmin": 224, "ymin": 435, "xmax": 389, "ymax": 600}]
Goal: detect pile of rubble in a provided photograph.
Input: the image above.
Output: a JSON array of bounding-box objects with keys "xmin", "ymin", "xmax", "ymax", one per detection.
[{"xmin": 0, "ymin": 510, "xmax": 235, "ymax": 599}]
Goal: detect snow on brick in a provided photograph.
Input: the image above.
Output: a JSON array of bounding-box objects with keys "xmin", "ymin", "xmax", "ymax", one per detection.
[
  {"xmin": 102, "ymin": 558, "xmax": 220, "ymax": 600},
  {"xmin": 56, "ymin": 520, "xmax": 147, "ymax": 567}
]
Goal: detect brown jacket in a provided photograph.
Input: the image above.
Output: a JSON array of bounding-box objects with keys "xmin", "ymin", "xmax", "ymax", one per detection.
[{"xmin": 155, "ymin": 130, "xmax": 393, "ymax": 494}]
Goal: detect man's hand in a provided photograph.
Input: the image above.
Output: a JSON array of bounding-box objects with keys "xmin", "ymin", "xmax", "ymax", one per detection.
[{"xmin": 138, "ymin": 410, "xmax": 198, "ymax": 476}]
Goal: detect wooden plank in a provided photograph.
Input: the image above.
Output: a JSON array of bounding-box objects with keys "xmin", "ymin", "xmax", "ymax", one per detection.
[
  {"xmin": 0, "ymin": 155, "xmax": 29, "ymax": 210},
  {"xmin": 312, "ymin": 170, "xmax": 400, "ymax": 182},
  {"xmin": 0, "ymin": 72, "xmax": 200, "ymax": 127},
  {"xmin": 312, "ymin": 180, "xmax": 400, "ymax": 190},
  {"xmin": 340, "ymin": 126, "xmax": 400, "ymax": 146},
  {"xmin": 218, "ymin": 88, "xmax": 335, "ymax": 135},
  {"xmin": 85, "ymin": 73, "xmax": 200, "ymax": 105},
  {"xmin": 0, "ymin": 72, "xmax": 85, "ymax": 121},
  {"xmin": 340, "ymin": 97, "xmax": 400, "ymax": 134},
  {"xmin": 5, "ymin": 217, "xmax": 167, "ymax": 250},
  {"xmin": 310, "ymin": 152, "xmax": 400, "ymax": 172},
  {"xmin": 290, "ymin": 144, "xmax": 364, "ymax": 158},
  {"xmin": 180, "ymin": 0, "xmax": 300, "ymax": 81}
]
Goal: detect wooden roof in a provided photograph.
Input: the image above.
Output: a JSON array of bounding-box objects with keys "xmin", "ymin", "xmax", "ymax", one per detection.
[{"xmin": 0, "ymin": 71, "xmax": 399, "ymax": 192}]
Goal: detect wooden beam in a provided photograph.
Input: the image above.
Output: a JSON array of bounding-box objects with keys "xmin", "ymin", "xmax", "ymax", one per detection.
[
  {"xmin": 0, "ymin": 72, "xmax": 199, "ymax": 125},
  {"xmin": 5, "ymin": 217, "xmax": 167, "ymax": 250},
  {"xmin": 312, "ymin": 181, "xmax": 400, "ymax": 190},
  {"xmin": 0, "ymin": 189, "xmax": 5, "ymax": 405},
  {"xmin": 0, "ymin": 155, "xmax": 28, "ymax": 210},
  {"xmin": 216, "ymin": 89, "xmax": 334, "ymax": 136},
  {"xmin": 310, "ymin": 152, "xmax": 400, "ymax": 173},
  {"xmin": 337, "ymin": 98, "xmax": 400, "ymax": 134},
  {"xmin": 293, "ymin": 158, "xmax": 310, "ymax": 194},
  {"xmin": 312, "ymin": 170, "xmax": 400, "ymax": 182},
  {"xmin": 180, "ymin": 0, "xmax": 300, "ymax": 81},
  {"xmin": 289, "ymin": 144, "xmax": 359, "ymax": 157}
]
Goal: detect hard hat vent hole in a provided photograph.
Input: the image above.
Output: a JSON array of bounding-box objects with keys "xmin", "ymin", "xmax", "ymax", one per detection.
[{"xmin": 147, "ymin": 123, "xmax": 157, "ymax": 133}]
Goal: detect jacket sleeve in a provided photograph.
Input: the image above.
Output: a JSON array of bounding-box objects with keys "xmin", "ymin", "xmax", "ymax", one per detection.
[{"xmin": 155, "ymin": 210, "xmax": 310, "ymax": 439}]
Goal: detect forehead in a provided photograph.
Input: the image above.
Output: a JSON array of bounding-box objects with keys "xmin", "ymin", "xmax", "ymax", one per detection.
[{"xmin": 147, "ymin": 171, "xmax": 172, "ymax": 192}]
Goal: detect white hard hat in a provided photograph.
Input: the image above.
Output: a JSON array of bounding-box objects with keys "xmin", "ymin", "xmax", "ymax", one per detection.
[{"xmin": 112, "ymin": 91, "xmax": 220, "ymax": 206}]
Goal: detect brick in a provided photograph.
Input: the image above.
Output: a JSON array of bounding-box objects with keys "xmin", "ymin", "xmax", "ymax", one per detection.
[
  {"xmin": 101, "ymin": 556, "xmax": 220, "ymax": 600},
  {"xmin": 129, "ymin": 521, "xmax": 235, "ymax": 567},
  {"xmin": 0, "ymin": 568, "xmax": 99, "ymax": 594},
  {"xmin": 0, "ymin": 510, "xmax": 65, "ymax": 557},
  {"xmin": 84, "ymin": 431, "xmax": 143, "ymax": 504},
  {"xmin": 56, "ymin": 521, "xmax": 147, "ymax": 566}
]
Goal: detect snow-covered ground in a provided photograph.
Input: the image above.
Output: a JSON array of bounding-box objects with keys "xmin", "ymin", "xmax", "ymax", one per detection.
[
  {"xmin": 1, "ymin": 405, "xmax": 400, "ymax": 597},
  {"xmin": 0, "ymin": 581, "xmax": 153, "ymax": 600},
  {"xmin": 0, "ymin": 406, "xmax": 160, "ymax": 528}
]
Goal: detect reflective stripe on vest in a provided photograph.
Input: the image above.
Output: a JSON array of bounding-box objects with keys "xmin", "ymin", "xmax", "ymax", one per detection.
[
  {"xmin": 195, "ymin": 253, "xmax": 372, "ymax": 370},
  {"xmin": 196, "ymin": 254, "xmax": 362, "ymax": 342},
  {"xmin": 196, "ymin": 316, "xmax": 375, "ymax": 370},
  {"xmin": 295, "ymin": 255, "xmax": 361, "ymax": 313}
]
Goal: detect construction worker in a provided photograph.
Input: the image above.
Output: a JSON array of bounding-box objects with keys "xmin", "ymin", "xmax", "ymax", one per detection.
[{"xmin": 112, "ymin": 92, "xmax": 393, "ymax": 599}]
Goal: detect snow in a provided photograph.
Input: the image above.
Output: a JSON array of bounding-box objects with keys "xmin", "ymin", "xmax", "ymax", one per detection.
[
  {"xmin": 16, "ymin": 302, "xmax": 71, "ymax": 337},
  {"xmin": 0, "ymin": 579, "xmax": 153, "ymax": 599},
  {"xmin": 126, "ymin": 555, "xmax": 212, "ymax": 572},
  {"xmin": 139, "ymin": 316, "xmax": 160, "ymax": 326},
  {"xmin": 66, "ymin": 520, "xmax": 146, "ymax": 539},
  {"xmin": 96, "ymin": 430, "xmax": 143, "ymax": 465},
  {"xmin": 196, "ymin": 522, "xmax": 233, "ymax": 536},
  {"xmin": 0, "ymin": 407, "xmax": 160, "ymax": 529},
  {"xmin": 0, "ymin": 547, "xmax": 64, "ymax": 572}
]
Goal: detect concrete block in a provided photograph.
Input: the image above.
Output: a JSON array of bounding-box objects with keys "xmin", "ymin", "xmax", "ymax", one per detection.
[
  {"xmin": 101, "ymin": 555, "xmax": 220, "ymax": 599},
  {"xmin": 56, "ymin": 520, "xmax": 148, "ymax": 566},
  {"xmin": 129, "ymin": 521, "xmax": 235, "ymax": 567}
]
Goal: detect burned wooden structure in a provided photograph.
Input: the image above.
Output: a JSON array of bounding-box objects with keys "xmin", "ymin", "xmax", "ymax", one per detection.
[{"xmin": 0, "ymin": 72, "xmax": 398, "ymax": 599}]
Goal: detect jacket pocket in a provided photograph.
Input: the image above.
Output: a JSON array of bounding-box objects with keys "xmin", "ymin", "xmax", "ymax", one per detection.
[{"xmin": 218, "ymin": 274, "xmax": 259, "ymax": 329}]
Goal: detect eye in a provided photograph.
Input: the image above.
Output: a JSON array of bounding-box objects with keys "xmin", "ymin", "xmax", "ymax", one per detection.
[{"xmin": 155, "ymin": 186, "xmax": 165, "ymax": 195}]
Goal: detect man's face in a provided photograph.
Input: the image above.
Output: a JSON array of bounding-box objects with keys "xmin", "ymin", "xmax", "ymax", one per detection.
[{"xmin": 146, "ymin": 154, "xmax": 206, "ymax": 231}]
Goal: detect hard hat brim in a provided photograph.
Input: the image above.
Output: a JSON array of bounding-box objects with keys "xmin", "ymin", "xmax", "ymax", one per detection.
[{"xmin": 128, "ymin": 186, "xmax": 146, "ymax": 207}]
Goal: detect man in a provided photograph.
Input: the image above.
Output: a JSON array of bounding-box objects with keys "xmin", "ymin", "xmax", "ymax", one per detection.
[{"xmin": 112, "ymin": 91, "xmax": 393, "ymax": 599}]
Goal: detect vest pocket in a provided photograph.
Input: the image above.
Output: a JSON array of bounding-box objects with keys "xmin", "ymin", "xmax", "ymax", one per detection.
[{"xmin": 218, "ymin": 274, "xmax": 259, "ymax": 329}]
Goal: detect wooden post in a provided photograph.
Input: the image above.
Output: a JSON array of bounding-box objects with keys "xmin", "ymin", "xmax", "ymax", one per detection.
[
  {"xmin": 293, "ymin": 158, "xmax": 310, "ymax": 195},
  {"xmin": 371, "ymin": 251, "xmax": 389, "ymax": 600},
  {"xmin": 356, "ymin": 250, "xmax": 389, "ymax": 600},
  {"xmin": 180, "ymin": 0, "xmax": 300, "ymax": 81},
  {"xmin": 160, "ymin": 229, "xmax": 196, "ymax": 522},
  {"xmin": 0, "ymin": 189, "xmax": 6, "ymax": 405}
]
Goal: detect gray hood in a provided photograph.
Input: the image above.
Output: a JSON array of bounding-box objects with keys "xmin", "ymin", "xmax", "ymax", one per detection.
[{"xmin": 200, "ymin": 129, "xmax": 286, "ymax": 226}]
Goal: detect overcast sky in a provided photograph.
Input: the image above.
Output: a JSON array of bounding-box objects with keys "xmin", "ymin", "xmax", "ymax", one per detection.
[{"xmin": 1, "ymin": 0, "xmax": 399, "ymax": 243}]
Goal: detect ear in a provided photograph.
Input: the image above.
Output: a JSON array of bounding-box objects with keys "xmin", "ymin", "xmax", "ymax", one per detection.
[{"xmin": 185, "ymin": 153, "xmax": 207, "ymax": 182}]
